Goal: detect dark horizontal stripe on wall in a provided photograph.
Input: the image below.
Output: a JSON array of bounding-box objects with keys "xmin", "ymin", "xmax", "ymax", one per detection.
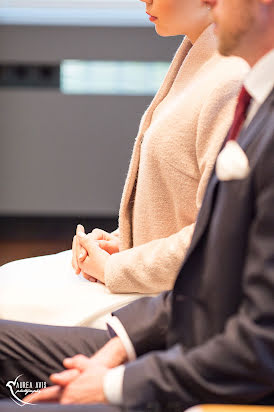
[
  {"xmin": 0, "ymin": 63, "xmax": 60, "ymax": 88},
  {"xmin": 0, "ymin": 216, "xmax": 118, "ymax": 241}
]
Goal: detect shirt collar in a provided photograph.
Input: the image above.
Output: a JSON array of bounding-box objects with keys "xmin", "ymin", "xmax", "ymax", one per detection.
[{"xmin": 244, "ymin": 48, "xmax": 274, "ymax": 105}]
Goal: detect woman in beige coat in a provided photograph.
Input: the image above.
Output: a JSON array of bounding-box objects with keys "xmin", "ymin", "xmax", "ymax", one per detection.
[{"xmin": 0, "ymin": 0, "xmax": 248, "ymax": 327}]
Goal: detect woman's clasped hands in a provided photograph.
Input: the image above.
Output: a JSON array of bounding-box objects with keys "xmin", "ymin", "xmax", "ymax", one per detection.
[{"xmin": 71, "ymin": 225, "xmax": 120, "ymax": 284}]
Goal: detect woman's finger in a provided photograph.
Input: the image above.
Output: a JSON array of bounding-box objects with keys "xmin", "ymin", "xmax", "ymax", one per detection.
[
  {"xmin": 97, "ymin": 240, "xmax": 119, "ymax": 255},
  {"xmin": 82, "ymin": 272, "xmax": 97, "ymax": 282},
  {"xmin": 91, "ymin": 228, "xmax": 111, "ymax": 241},
  {"xmin": 75, "ymin": 225, "xmax": 85, "ymax": 274},
  {"xmin": 78, "ymin": 247, "xmax": 88, "ymax": 262},
  {"xmin": 77, "ymin": 224, "xmax": 85, "ymax": 233},
  {"xmin": 72, "ymin": 235, "xmax": 80, "ymax": 274}
]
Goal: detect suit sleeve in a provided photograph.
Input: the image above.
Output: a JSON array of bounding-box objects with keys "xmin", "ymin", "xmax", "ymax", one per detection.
[
  {"xmin": 112, "ymin": 292, "xmax": 172, "ymax": 357},
  {"xmin": 121, "ymin": 134, "xmax": 274, "ymax": 410},
  {"xmin": 103, "ymin": 79, "xmax": 244, "ymax": 294}
]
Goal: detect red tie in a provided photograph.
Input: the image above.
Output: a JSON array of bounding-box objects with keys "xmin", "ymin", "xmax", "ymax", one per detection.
[{"xmin": 227, "ymin": 86, "xmax": 252, "ymax": 141}]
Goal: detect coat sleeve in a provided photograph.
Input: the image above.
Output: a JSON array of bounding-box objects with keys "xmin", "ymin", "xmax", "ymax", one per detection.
[
  {"xmin": 120, "ymin": 133, "xmax": 274, "ymax": 410},
  {"xmin": 103, "ymin": 79, "xmax": 243, "ymax": 294}
]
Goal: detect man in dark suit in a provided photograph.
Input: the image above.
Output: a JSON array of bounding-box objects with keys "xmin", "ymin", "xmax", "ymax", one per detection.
[{"xmin": 0, "ymin": 0, "xmax": 274, "ymax": 410}]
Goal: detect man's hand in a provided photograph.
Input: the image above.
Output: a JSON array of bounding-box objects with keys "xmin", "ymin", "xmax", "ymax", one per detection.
[
  {"xmin": 23, "ymin": 359, "xmax": 108, "ymax": 405},
  {"xmin": 23, "ymin": 337, "xmax": 128, "ymax": 405},
  {"xmin": 52, "ymin": 336, "xmax": 128, "ymax": 390}
]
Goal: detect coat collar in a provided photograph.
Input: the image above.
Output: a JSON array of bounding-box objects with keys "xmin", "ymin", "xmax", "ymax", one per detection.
[{"xmin": 137, "ymin": 24, "xmax": 217, "ymax": 141}]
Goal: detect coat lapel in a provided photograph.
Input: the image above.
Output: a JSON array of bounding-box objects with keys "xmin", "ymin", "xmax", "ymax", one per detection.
[
  {"xmin": 185, "ymin": 171, "xmax": 219, "ymax": 257},
  {"xmin": 117, "ymin": 38, "xmax": 193, "ymax": 249}
]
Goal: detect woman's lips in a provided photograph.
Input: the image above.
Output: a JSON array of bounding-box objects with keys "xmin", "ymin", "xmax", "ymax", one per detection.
[{"xmin": 146, "ymin": 12, "xmax": 157, "ymax": 22}]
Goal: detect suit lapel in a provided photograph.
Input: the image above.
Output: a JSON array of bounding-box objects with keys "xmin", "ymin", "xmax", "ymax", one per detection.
[
  {"xmin": 185, "ymin": 171, "xmax": 219, "ymax": 257},
  {"xmin": 186, "ymin": 88, "xmax": 274, "ymax": 258}
]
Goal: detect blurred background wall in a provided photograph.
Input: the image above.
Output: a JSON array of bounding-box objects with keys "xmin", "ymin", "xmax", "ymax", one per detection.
[{"xmin": 0, "ymin": 0, "xmax": 181, "ymax": 265}]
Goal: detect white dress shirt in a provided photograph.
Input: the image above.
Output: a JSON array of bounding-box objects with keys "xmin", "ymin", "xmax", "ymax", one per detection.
[
  {"xmin": 103, "ymin": 47, "xmax": 274, "ymax": 407},
  {"xmin": 103, "ymin": 315, "xmax": 136, "ymax": 405},
  {"xmin": 244, "ymin": 48, "xmax": 274, "ymax": 127}
]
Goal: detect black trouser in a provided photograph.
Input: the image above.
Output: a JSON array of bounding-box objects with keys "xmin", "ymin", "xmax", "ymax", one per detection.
[
  {"xmin": 0, "ymin": 319, "xmax": 124, "ymax": 411},
  {"xmin": 0, "ymin": 402, "xmax": 123, "ymax": 411}
]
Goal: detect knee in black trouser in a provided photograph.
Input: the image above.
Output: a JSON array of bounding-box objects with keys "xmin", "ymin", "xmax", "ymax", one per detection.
[{"xmin": 0, "ymin": 358, "xmax": 52, "ymax": 401}]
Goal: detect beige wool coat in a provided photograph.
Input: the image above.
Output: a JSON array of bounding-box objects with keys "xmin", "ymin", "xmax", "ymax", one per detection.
[{"xmin": 104, "ymin": 25, "xmax": 249, "ymax": 294}]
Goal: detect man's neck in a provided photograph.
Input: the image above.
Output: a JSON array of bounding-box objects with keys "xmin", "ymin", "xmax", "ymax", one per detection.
[
  {"xmin": 245, "ymin": 45, "xmax": 274, "ymax": 67},
  {"xmin": 242, "ymin": 22, "xmax": 274, "ymax": 67}
]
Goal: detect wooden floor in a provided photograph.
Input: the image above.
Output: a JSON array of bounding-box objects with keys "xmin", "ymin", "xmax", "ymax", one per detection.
[
  {"xmin": 0, "ymin": 238, "xmax": 71, "ymax": 266},
  {"xmin": 0, "ymin": 216, "xmax": 117, "ymax": 266}
]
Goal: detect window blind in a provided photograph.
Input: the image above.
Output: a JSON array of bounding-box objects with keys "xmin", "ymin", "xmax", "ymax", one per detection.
[{"xmin": 0, "ymin": 0, "xmax": 149, "ymax": 26}]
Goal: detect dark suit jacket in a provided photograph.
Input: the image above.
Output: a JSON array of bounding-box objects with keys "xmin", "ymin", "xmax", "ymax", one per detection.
[{"xmin": 113, "ymin": 87, "xmax": 274, "ymax": 411}]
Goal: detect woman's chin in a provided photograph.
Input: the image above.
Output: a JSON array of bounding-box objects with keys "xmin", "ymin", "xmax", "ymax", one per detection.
[
  {"xmin": 155, "ymin": 26, "xmax": 172, "ymax": 37},
  {"xmin": 155, "ymin": 25, "xmax": 180, "ymax": 37}
]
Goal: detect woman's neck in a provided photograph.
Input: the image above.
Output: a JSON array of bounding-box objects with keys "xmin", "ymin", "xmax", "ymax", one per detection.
[{"xmin": 186, "ymin": 22, "xmax": 212, "ymax": 45}]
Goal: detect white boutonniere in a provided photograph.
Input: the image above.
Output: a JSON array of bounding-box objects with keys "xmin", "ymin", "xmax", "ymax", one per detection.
[{"xmin": 216, "ymin": 140, "xmax": 250, "ymax": 181}]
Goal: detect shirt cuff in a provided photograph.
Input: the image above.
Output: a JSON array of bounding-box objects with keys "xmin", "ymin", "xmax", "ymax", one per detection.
[
  {"xmin": 103, "ymin": 365, "xmax": 125, "ymax": 405},
  {"xmin": 107, "ymin": 315, "xmax": 137, "ymax": 361}
]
